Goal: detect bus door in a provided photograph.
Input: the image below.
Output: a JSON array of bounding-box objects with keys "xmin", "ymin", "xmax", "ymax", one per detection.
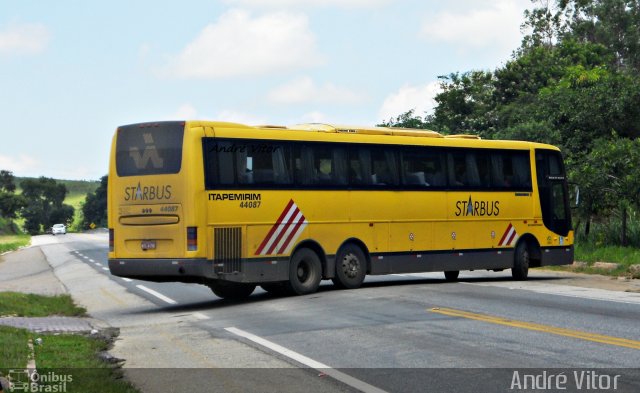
[{"xmin": 535, "ymin": 149, "xmax": 571, "ymax": 237}]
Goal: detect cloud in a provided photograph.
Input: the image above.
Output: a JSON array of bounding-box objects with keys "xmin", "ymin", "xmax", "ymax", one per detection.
[
  {"xmin": 0, "ymin": 153, "xmax": 41, "ymax": 175},
  {"xmin": 214, "ymin": 110, "xmax": 268, "ymax": 125},
  {"xmin": 267, "ymin": 76, "xmax": 363, "ymax": 105},
  {"xmin": 172, "ymin": 103, "xmax": 198, "ymax": 120},
  {"xmin": 163, "ymin": 9, "xmax": 323, "ymax": 79},
  {"xmin": 299, "ymin": 111, "xmax": 328, "ymax": 123},
  {"xmin": 378, "ymin": 82, "xmax": 441, "ymax": 122},
  {"xmin": 420, "ymin": 0, "xmax": 528, "ymax": 53},
  {"xmin": 0, "ymin": 23, "xmax": 50, "ymax": 55}
]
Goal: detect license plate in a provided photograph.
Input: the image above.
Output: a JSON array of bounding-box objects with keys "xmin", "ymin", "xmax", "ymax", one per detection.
[{"xmin": 141, "ymin": 240, "xmax": 157, "ymax": 250}]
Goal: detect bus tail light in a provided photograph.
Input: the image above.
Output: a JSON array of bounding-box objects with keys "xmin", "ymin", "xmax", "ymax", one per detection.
[
  {"xmin": 109, "ymin": 229, "xmax": 114, "ymax": 252},
  {"xmin": 187, "ymin": 227, "xmax": 198, "ymax": 251}
]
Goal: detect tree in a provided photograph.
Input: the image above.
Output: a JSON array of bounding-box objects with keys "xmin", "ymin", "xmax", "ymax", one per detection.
[
  {"xmin": 572, "ymin": 136, "xmax": 640, "ymax": 244},
  {"xmin": 20, "ymin": 177, "xmax": 75, "ymax": 234},
  {"xmin": 378, "ymin": 109, "xmax": 433, "ymax": 129},
  {"xmin": 82, "ymin": 175, "xmax": 108, "ymax": 229},
  {"xmin": 560, "ymin": 0, "xmax": 640, "ymax": 72},
  {"xmin": 0, "ymin": 170, "xmax": 25, "ymax": 220},
  {"xmin": 379, "ymin": 0, "xmax": 640, "ymax": 245},
  {"xmin": 430, "ymin": 71, "xmax": 497, "ymax": 136}
]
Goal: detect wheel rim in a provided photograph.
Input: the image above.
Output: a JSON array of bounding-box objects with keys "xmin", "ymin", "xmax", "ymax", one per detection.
[{"xmin": 341, "ymin": 253, "xmax": 360, "ymax": 279}]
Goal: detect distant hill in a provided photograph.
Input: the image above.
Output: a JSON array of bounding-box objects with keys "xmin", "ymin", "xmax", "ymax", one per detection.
[{"xmin": 15, "ymin": 177, "xmax": 100, "ymax": 197}]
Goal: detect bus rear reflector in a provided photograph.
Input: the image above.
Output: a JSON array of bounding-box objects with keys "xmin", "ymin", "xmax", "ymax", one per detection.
[
  {"xmin": 187, "ymin": 227, "xmax": 197, "ymax": 251},
  {"xmin": 109, "ymin": 229, "xmax": 114, "ymax": 252}
]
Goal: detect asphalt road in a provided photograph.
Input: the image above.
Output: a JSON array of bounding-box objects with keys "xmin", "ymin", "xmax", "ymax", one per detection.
[{"xmin": 38, "ymin": 233, "xmax": 640, "ymax": 392}]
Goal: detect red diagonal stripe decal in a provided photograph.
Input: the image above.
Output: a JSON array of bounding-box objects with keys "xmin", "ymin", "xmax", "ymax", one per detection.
[
  {"xmin": 265, "ymin": 206, "xmax": 301, "ymax": 255},
  {"xmin": 276, "ymin": 212, "xmax": 307, "ymax": 254},
  {"xmin": 506, "ymin": 228, "xmax": 517, "ymax": 246},
  {"xmin": 498, "ymin": 223, "xmax": 512, "ymax": 246},
  {"xmin": 255, "ymin": 199, "xmax": 294, "ymax": 255}
]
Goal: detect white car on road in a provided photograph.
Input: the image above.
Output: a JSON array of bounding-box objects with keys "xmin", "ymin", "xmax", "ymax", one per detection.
[{"xmin": 51, "ymin": 224, "xmax": 66, "ymax": 235}]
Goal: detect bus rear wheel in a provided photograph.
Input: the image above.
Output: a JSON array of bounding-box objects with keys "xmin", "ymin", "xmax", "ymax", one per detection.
[
  {"xmin": 209, "ymin": 281, "xmax": 256, "ymax": 299},
  {"xmin": 286, "ymin": 248, "xmax": 322, "ymax": 295},
  {"xmin": 512, "ymin": 241, "xmax": 530, "ymax": 280},
  {"xmin": 332, "ymin": 244, "xmax": 367, "ymax": 289}
]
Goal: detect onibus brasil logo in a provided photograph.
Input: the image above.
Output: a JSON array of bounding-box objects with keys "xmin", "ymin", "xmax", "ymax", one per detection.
[{"xmin": 5, "ymin": 369, "xmax": 72, "ymax": 392}]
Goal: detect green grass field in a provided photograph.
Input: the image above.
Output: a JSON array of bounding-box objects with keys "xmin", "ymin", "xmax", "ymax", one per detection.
[
  {"xmin": 0, "ymin": 234, "xmax": 30, "ymax": 253},
  {"xmin": 0, "ymin": 292, "xmax": 86, "ymax": 317},
  {"xmin": 0, "ymin": 292, "xmax": 138, "ymax": 393}
]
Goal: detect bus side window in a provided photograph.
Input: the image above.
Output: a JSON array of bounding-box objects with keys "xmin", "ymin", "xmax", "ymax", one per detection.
[
  {"xmin": 311, "ymin": 146, "xmax": 347, "ymax": 186},
  {"xmin": 239, "ymin": 142, "xmax": 292, "ymax": 185},
  {"xmin": 217, "ymin": 142, "xmax": 235, "ymax": 185},
  {"xmin": 349, "ymin": 148, "xmax": 372, "ymax": 186},
  {"xmin": 475, "ymin": 153, "xmax": 491, "ymax": 187},
  {"xmin": 370, "ymin": 148, "xmax": 398, "ymax": 186},
  {"xmin": 401, "ymin": 150, "xmax": 429, "ymax": 187},
  {"xmin": 464, "ymin": 153, "xmax": 482, "ymax": 187},
  {"xmin": 490, "ymin": 151, "xmax": 531, "ymax": 190},
  {"xmin": 490, "ymin": 154, "xmax": 507, "ymax": 187},
  {"xmin": 512, "ymin": 153, "xmax": 531, "ymax": 189},
  {"xmin": 448, "ymin": 153, "xmax": 468, "ymax": 187}
]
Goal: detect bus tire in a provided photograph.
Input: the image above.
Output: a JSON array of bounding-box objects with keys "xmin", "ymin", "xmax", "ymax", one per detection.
[
  {"xmin": 332, "ymin": 244, "xmax": 367, "ymax": 289},
  {"xmin": 286, "ymin": 248, "xmax": 322, "ymax": 295},
  {"xmin": 444, "ymin": 270, "xmax": 459, "ymax": 281},
  {"xmin": 209, "ymin": 281, "xmax": 256, "ymax": 299},
  {"xmin": 512, "ymin": 241, "xmax": 530, "ymax": 280}
]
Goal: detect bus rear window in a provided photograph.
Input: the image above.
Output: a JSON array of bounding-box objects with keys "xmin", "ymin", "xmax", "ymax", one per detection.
[{"xmin": 116, "ymin": 122, "xmax": 184, "ymax": 177}]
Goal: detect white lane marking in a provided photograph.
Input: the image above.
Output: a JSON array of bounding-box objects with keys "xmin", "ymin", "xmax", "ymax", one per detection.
[
  {"xmin": 83, "ymin": 256, "xmax": 90, "ymax": 259},
  {"xmin": 89, "ymin": 258, "xmax": 95, "ymax": 263},
  {"xmin": 136, "ymin": 285, "xmax": 178, "ymax": 305},
  {"xmin": 94, "ymin": 263, "xmax": 101, "ymax": 266},
  {"xmin": 193, "ymin": 312, "xmax": 210, "ymax": 320},
  {"xmin": 121, "ymin": 278, "xmax": 133, "ymax": 282},
  {"xmin": 224, "ymin": 327, "xmax": 388, "ymax": 393},
  {"xmin": 102, "ymin": 267, "xmax": 109, "ymax": 271},
  {"xmin": 462, "ymin": 281, "xmax": 640, "ymax": 305}
]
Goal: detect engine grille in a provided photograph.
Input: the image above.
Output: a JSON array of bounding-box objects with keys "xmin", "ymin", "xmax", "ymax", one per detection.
[{"xmin": 214, "ymin": 227, "xmax": 242, "ymax": 274}]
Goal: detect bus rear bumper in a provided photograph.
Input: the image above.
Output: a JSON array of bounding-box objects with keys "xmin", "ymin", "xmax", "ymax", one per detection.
[
  {"xmin": 108, "ymin": 258, "xmax": 290, "ymax": 284},
  {"xmin": 540, "ymin": 245, "xmax": 574, "ymax": 266},
  {"xmin": 109, "ymin": 258, "xmax": 215, "ymax": 284}
]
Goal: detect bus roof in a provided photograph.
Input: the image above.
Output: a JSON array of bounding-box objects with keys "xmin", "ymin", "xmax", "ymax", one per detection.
[{"xmin": 132, "ymin": 120, "xmax": 560, "ymax": 152}]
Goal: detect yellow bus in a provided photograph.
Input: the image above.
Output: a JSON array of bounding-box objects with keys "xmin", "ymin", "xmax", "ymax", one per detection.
[{"xmin": 108, "ymin": 121, "xmax": 574, "ymax": 299}]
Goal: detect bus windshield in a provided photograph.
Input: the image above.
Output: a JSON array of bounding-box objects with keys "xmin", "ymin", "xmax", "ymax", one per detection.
[{"xmin": 116, "ymin": 122, "xmax": 184, "ymax": 177}]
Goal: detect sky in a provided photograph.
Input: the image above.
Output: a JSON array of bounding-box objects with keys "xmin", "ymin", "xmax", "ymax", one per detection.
[{"xmin": 0, "ymin": 0, "xmax": 532, "ymax": 180}]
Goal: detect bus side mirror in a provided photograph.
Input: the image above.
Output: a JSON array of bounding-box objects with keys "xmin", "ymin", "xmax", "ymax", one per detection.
[{"xmin": 569, "ymin": 182, "xmax": 580, "ymax": 209}]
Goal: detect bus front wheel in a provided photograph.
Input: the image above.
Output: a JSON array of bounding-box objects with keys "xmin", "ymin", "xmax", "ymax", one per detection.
[
  {"xmin": 209, "ymin": 281, "xmax": 256, "ymax": 299},
  {"xmin": 332, "ymin": 244, "xmax": 367, "ymax": 289},
  {"xmin": 287, "ymin": 248, "xmax": 322, "ymax": 295},
  {"xmin": 512, "ymin": 241, "xmax": 530, "ymax": 280}
]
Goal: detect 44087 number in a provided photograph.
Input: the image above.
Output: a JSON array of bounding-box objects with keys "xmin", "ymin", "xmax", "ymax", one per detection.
[{"xmin": 240, "ymin": 201, "xmax": 261, "ymax": 208}]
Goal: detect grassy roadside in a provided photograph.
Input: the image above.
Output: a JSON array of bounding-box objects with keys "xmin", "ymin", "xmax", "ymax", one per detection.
[
  {"xmin": 0, "ymin": 234, "xmax": 30, "ymax": 253},
  {"xmin": 546, "ymin": 243, "xmax": 640, "ymax": 277},
  {"xmin": 0, "ymin": 292, "xmax": 86, "ymax": 317},
  {"xmin": 575, "ymin": 243, "xmax": 640, "ymax": 265},
  {"xmin": 0, "ymin": 292, "xmax": 138, "ymax": 393}
]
